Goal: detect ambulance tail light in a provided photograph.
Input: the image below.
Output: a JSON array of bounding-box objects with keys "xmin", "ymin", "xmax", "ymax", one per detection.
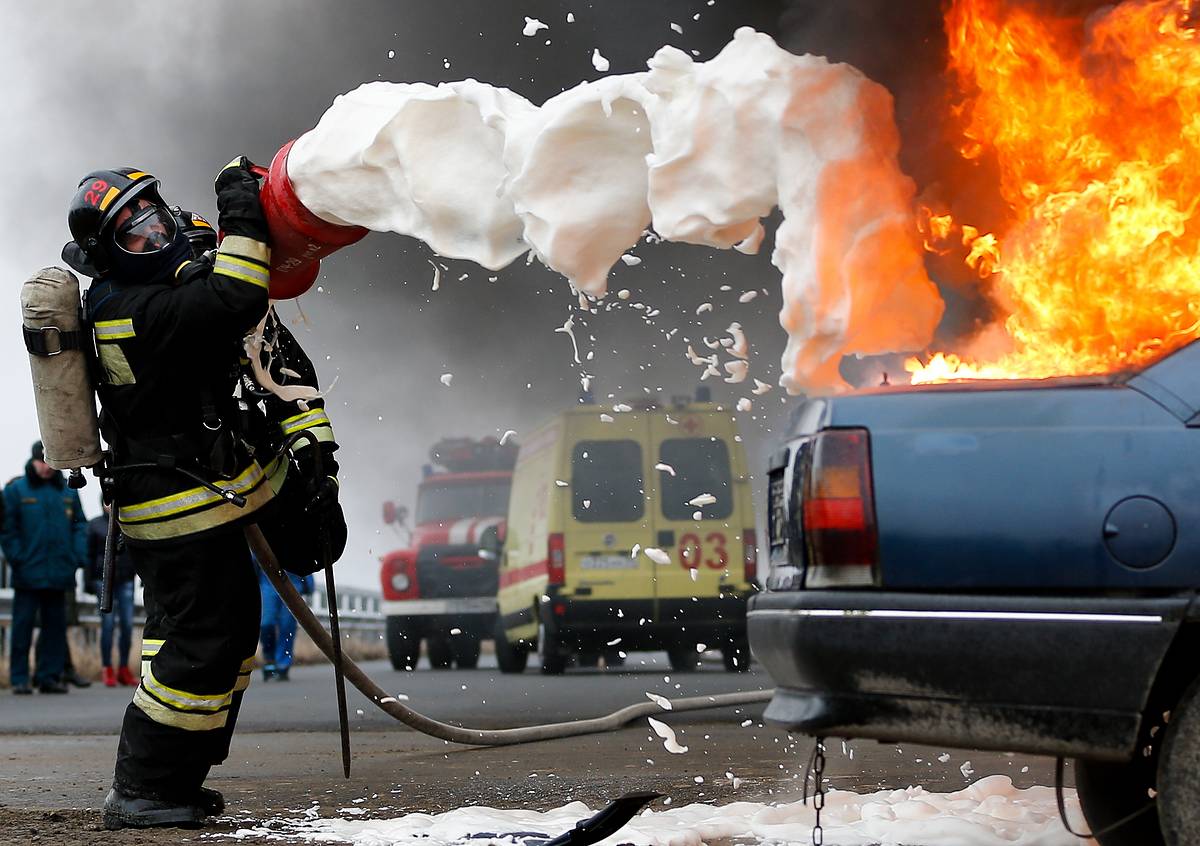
[
  {"xmin": 547, "ymin": 533, "xmax": 566, "ymax": 585},
  {"xmin": 801, "ymin": 428, "xmax": 879, "ymax": 588},
  {"xmin": 742, "ymin": 529, "xmax": 758, "ymax": 584}
]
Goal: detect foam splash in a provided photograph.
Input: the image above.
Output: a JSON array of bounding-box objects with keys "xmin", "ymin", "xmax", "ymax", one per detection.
[
  {"xmin": 287, "ymin": 28, "xmax": 942, "ymax": 392},
  {"xmin": 226, "ymin": 776, "xmax": 1088, "ymax": 845}
]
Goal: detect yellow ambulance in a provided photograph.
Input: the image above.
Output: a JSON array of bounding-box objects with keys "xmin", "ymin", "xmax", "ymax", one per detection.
[{"xmin": 494, "ymin": 391, "xmax": 758, "ymax": 674}]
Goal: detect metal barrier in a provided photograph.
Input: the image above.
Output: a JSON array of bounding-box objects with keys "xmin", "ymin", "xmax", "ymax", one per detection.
[{"xmin": 0, "ymin": 556, "xmax": 384, "ymax": 659}]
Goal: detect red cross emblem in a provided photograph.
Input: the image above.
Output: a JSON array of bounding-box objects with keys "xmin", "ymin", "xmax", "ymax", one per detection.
[{"xmin": 681, "ymin": 416, "xmax": 701, "ymax": 434}]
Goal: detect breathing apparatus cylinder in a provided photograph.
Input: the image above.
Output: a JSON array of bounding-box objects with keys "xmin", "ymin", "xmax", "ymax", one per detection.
[
  {"xmin": 251, "ymin": 139, "xmax": 369, "ymax": 300},
  {"xmin": 20, "ymin": 266, "xmax": 102, "ymax": 471}
]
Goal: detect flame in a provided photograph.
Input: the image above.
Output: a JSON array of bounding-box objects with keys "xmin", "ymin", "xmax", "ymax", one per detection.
[{"xmin": 907, "ymin": 0, "xmax": 1200, "ymax": 383}]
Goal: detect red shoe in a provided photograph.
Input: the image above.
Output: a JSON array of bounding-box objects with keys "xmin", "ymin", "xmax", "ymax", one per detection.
[
  {"xmin": 103, "ymin": 667, "xmax": 117, "ymax": 688},
  {"xmin": 116, "ymin": 666, "xmax": 138, "ymax": 687}
]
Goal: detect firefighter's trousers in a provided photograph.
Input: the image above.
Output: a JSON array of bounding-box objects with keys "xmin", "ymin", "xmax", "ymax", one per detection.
[{"xmin": 114, "ymin": 527, "xmax": 259, "ymax": 799}]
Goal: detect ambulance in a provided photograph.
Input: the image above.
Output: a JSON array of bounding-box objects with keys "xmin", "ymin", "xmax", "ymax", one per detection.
[{"xmin": 494, "ymin": 390, "xmax": 758, "ymax": 674}]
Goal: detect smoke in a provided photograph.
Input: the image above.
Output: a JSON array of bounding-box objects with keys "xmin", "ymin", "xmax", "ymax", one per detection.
[{"xmin": 3, "ymin": 1, "xmax": 791, "ymax": 589}]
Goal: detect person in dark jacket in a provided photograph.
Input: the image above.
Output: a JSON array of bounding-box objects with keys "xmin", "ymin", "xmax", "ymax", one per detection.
[
  {"xmin": 1, "ymin": 441, "xmax": 88, "ymax": 694},
  {"xmin": 88, "ymin": 503, "xmax": 137, "ymax": 687}
]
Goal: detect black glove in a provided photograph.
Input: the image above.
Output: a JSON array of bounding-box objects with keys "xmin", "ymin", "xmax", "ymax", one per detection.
[
  {"xmin": 305, "ymin": 474, "xmax": 340, "ymax": 519},
  {"xmin": 214, "ymin": 156, "xmax": 270, "ymax": 243}
]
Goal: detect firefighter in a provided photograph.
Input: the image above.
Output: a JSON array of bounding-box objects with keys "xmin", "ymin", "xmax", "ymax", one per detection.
[
  {"xmin": 161, "ymin": 207, "xmax": 347, "ymax": 787},
  {"xmin": 60, "ymin": 161, "xmax": 339, "ymax": 830}
]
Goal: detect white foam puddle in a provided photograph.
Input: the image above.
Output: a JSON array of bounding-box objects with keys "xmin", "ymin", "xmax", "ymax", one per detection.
[{"xmin": 225, "ymin": 776, "xmax": 1088, "ymax": 845}]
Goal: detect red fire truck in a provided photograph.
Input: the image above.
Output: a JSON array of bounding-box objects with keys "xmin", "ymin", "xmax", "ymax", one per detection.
[{"xmin": 379, "ymin": 437, "xmax": 516, "ymax": 670}]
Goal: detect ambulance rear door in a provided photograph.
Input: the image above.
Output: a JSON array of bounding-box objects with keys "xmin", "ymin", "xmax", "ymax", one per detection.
[
  {"xmin": 648, "ymin": 410, "xmax": 740, "ymax": 608},
  {"xmin": 563, "ymin": 411, "xmax": 655, "ymax": 605}
]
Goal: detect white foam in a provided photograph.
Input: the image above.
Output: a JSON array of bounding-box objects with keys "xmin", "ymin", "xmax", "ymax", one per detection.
[
  {"xmin": 287, "ymin": 28, "xmax": 941, "ymax": 392},
  {"xmin": 228, "ymin": 776, "xmax": 1087, "ymax": 845}
]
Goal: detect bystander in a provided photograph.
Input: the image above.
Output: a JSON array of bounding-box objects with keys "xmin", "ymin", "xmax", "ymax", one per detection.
[
  {"xmin": 87, "ymin": 504, "xmax": 137, "ymax": 687},
  {"xmin": 1, "ymin": 441, "xmax": 88, "ymax": 694},
  {"xmin": 258, "ymin": 561, "xmax": 313, "ymax": 682}
]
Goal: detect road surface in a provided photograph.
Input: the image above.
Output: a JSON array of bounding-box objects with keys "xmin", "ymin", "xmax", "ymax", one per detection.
[{"xmin": 0, "ymin": 653, "xmax": 1064, "ymax": 844}]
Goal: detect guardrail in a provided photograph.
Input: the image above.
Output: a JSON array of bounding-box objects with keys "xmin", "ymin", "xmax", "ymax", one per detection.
[{"xmin": 0, "ymin": 558, "xmax": 384, "ymax": 659}]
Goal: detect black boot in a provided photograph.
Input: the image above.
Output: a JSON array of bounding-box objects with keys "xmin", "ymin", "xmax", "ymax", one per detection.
[
  {"xmin": 197, "ymin": 786, "xmax": 225, "ymax": 816},
  {"xmin": 102, "ymin": 788, "xmax": 204, "ymax": 830}
]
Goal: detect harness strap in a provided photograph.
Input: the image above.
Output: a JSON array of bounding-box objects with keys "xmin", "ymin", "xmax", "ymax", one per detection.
[{"xmin": 23, "ymin": 325, "xmax": 86, "ymax": 356}]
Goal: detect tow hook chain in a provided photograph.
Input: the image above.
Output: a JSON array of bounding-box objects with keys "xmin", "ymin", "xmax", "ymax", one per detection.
[{"xmin": 805, "ymin": 736, "xmax": 827, "ymax": 846}]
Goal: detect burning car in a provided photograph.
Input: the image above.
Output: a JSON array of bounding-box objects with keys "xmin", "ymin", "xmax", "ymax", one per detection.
[{"xmin": 749, "ymin": 340, "xmax": 1200, "ymax": 845}]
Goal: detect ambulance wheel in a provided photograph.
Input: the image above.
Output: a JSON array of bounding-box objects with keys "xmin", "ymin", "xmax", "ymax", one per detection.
[
  {"xmin": 452, "ymin": 634, "xmax": 481, "ymax": 669},
  {"xmin": 494, "ymin": 619, "xmax": 529, "ymax": 674},
  {"xmin": 667, "ymin": 644, "xmax": 701, "ymax": 672},
  {"xmin": 386, "ymin": 618, "xmax": 421, "ymax": 671},
  {"xmin": 722, "ymin": 637, "xmax": 752, "ymax": 673},
  {"xmin": 540, "ymin": 626, "xmax": 569, "ymax": 676},
  {"xmin": 427, "ymin": 636, "xmax": 454, "ymax": 670}
]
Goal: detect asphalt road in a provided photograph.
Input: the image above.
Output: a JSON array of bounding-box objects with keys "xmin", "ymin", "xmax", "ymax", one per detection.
[{"xmin": 0, "ymin": 655, "xmax": 1065, "ymax": 845}]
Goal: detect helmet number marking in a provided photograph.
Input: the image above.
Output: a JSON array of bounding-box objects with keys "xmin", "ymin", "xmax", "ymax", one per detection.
[{"xmin": 84, "ymin": 179, "xmax": 110, "ymax": 207}]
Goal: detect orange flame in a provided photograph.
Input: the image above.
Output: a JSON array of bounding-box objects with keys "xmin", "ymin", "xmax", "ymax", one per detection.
[{"xmin": 907, "ymin": 0, "xmax": 1200, "ymax": 383}]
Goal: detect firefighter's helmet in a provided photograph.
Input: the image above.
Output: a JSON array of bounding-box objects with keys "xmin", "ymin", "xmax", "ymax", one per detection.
[
  {"xmin": 171, "ymin": 207, "xmax": 218, "ymax": 258},
  {"xmin": 62, "ymin": 168, "xmax": 167, "ymax": 277}
]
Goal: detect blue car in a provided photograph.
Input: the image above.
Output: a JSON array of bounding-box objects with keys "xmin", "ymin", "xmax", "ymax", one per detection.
[{"xmin": 749, "ymin": 339, "xmax": 1200, "ymax": 846}]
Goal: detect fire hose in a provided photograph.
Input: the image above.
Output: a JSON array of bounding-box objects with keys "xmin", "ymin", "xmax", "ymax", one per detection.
[{"xmin": 245, "ymin": 524, "xmax": 773, "ymax": 750}]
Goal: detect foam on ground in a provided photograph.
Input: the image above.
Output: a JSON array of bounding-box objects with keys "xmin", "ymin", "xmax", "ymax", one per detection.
[
  {"xmin": 227, "ymin": 775, "xmax": 1088, "ymax": 845},
  {"xmin": 287, "ymin": 28, "xmax": 942, "ymax": 393}
]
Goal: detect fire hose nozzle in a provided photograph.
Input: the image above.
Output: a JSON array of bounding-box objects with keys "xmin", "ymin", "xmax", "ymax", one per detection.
[{"xmin": 222, "ymin": 490, "xmax": 248, "ymax": 508}]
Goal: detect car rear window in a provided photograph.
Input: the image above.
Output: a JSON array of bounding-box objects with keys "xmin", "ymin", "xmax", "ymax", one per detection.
[
  {"xmin": 658, "ymin": 438, "xmax": 733, "ymax": 520},
  {"xmin": 572, "ymin": 440, "xmax": 644, "ymax": 522}
]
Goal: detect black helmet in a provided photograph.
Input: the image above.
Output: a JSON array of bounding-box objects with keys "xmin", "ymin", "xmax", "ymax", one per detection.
[
  {"xmin": 62, "ymin": 168, "xmax": 169, "ymax": 277},
  {"xmin": 170, "ymin": 207, "xmax": 218, "ymax": 258}
]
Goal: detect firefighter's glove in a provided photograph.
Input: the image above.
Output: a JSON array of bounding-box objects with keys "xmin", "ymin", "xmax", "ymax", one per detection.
[
  {"xmin": 305, "ymin": 474, "xmax": 340, "ymax": 520},
  {"xmin": 214, "ymin": 156, "xmax": 270, "ymax": 244}
]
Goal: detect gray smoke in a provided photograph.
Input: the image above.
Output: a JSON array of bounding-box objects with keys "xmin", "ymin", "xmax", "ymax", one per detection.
[{"xmin": 3, "ymin": 1, "xmax": 792, "ymax": 588}]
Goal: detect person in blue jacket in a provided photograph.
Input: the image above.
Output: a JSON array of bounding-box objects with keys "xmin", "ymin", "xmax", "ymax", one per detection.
[
  {"xmin": 258, "ymin": 560, "xmax": 313, "ymax": 682},
  {"xmin": 1, "ymin": 441, "xmax": 88, "ymax": 694}
]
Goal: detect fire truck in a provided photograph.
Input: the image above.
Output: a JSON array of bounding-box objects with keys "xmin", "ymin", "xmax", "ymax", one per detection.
[{"xmin": 379, "ymin": 437, "xmax": 516, "ymax": 670}]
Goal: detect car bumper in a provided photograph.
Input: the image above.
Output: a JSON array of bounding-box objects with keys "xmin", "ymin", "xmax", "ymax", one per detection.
[{"xmin": 748, "ymin": 590, "xmax": 1190, "ymax": 761}]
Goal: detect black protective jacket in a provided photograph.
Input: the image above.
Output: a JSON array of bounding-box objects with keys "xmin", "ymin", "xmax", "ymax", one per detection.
[{"xmin": 87, "ymin": 232, "xmax": 274, "ymax": 545}]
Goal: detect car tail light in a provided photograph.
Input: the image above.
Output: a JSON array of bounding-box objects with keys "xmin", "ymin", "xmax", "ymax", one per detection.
[
  {"xmin": 548, "ymin": 533, "xmax": 566, "ymax": 585},
  {"xmin": 802, "ymin": 428, "xmax": 879, "ymax": 587},
  {"xmin": 742, "ymin": 529, "xmax": 758, "ymax": 584}
]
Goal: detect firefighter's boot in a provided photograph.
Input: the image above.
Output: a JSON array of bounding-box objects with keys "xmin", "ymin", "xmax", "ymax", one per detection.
[
  {"xmin": 102, "ymin": 788, "xmax": 204, "ymax": 830},
  {"xmin": 197, "ymin": 786, "xmax": 224, "ymax": 816}
]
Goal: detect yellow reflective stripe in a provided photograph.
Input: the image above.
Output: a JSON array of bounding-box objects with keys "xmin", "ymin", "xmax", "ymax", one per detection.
[
  {"xmin": 98, "ymin": 186, "xmax": 121, "ymax": 211},
  {"xmin": 141, "ymin": 639, "xmax": 165, "ymax": 658},
  {"xmin": 94, "ymin": 318, "xmax": 135, "ymax": 340},
  {"xmin": 134, "ymin": 687, "xmax": 228, "ymax": 731},
  {"xmin": 120, "ymin": 458, "xmax": 285, "ymax": 542},
  {"xmin": 239, "ymin": 656, "xmax": 256, "ymax": 672},
  {"xmin": 125, "ymin": 171, "xmax": 147, "ymax": 181},
  {"xmin": 218, "ymin": 235, "xmax": 270, "ymax": 265},
  {"xmin": 280, "ymin": 408, "xmax": 329, "ymax": 433},
  {"xmin": 214, "ymin": 255, "xmax": 270, "ymax": 290},
  {"xmin": 120, "ymin": 462, "xmax": 266, "ymax": 524},
  {"xmin": 143, "ymin": 668, "xmax": 232, "ymax": 712}
]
